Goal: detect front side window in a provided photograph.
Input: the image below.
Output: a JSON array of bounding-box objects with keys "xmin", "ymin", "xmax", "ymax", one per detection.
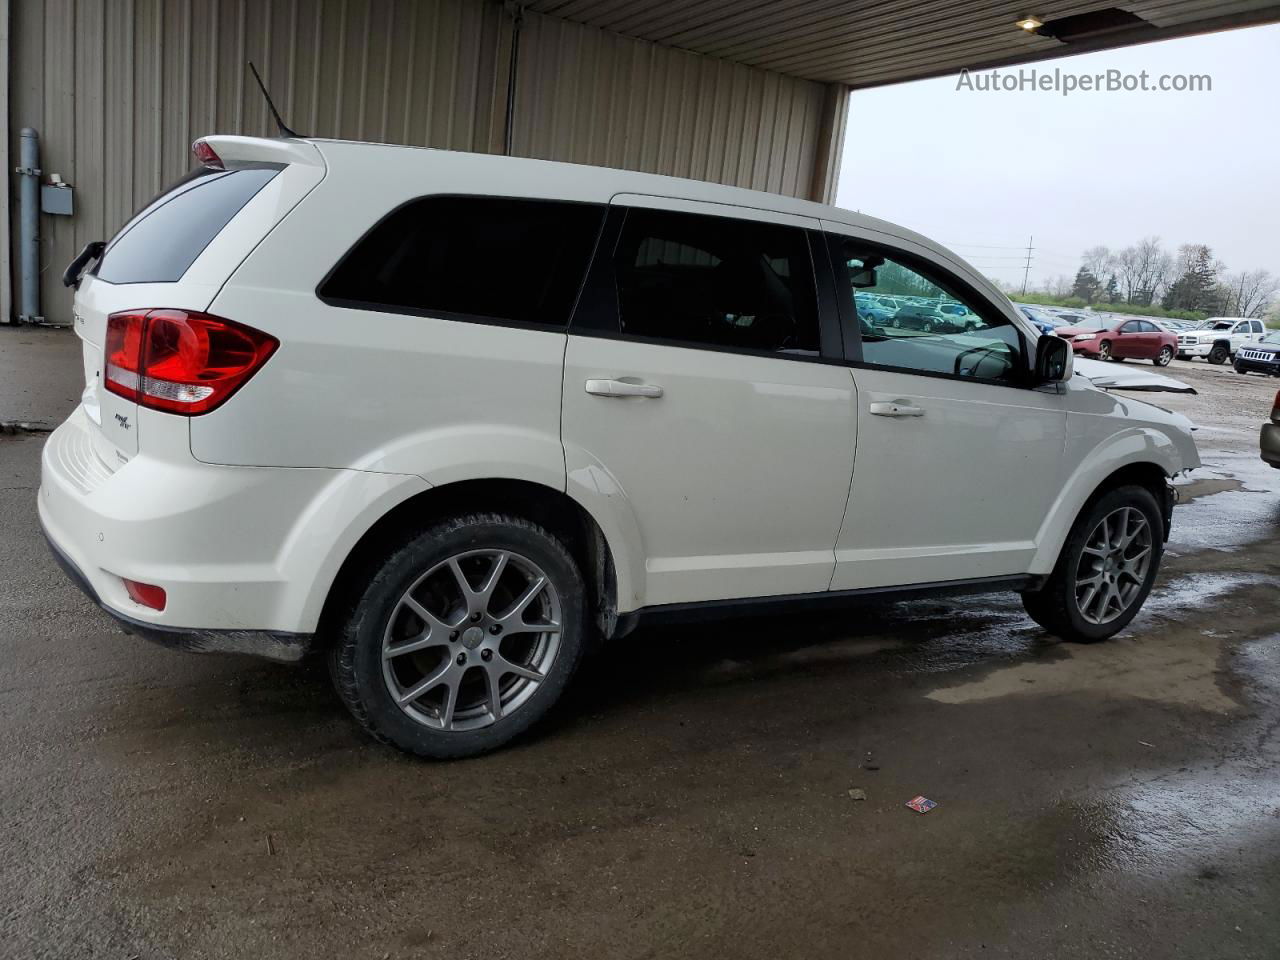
[
  {"xmin": 319, "ymin": 197, "xmax": 604, "ymax": 328},
  {"xmin": 833, "ymin": 240, "xmax": 1023, "ymax": 382},
  {"xmin": 611, "ymin": 208, "xmax": 820, "ymax": 356}
]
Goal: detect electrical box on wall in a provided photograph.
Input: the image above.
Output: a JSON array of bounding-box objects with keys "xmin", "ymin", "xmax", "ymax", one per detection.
[{"xmin": 41, "ymin": 178, "xmax": 73, "ymax": 216}]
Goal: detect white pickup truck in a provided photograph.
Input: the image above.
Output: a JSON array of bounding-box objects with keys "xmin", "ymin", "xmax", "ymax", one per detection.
[{"xmin": 1176, "ymin": 317, "xmax": 1269, "ymax": 364}]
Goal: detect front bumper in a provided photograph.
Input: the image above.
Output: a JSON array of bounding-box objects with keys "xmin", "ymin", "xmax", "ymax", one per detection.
[
  {"xmin": 1235, "ymin": 354, "xmax": 1280, "ymax": 376},
  {"xmin": 1068, "ymin": 339, "xmax": 1102, "ymax": 356},
  {"xmin": 1262, "ymin": 422, "xmax": 1280, "ymax": 468},
  {"xmin": 1176, "ymin": 341, "xmax": 1212, "ymax": 357}
]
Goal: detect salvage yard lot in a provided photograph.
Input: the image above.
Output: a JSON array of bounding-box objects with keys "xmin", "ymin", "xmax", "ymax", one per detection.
[{"xmin": 2, "ymin": 331, "xmax": 1279, "ymax": 959}]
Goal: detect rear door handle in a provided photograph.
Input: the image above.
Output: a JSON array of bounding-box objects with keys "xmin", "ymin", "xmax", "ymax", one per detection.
[
  {"xmin": 585, "ymin": 379, "xmax": 664, "ymax": 399},
  {"xmin": 869, "ymin": 400, "xmax": 925, "ymax": 418}
]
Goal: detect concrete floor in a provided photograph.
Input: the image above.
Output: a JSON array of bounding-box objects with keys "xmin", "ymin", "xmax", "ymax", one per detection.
[{"xmin": 2, "ymin": 327, "xmax": 1279, "ymax": 959}]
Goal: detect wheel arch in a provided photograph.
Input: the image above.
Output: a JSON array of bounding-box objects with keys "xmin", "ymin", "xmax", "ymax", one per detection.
[
  {"xmin": 1030, "ymin": 435, "xmax": 1180, "ymax": 574},
  {"xmin": 316, "ymin": 478, "xmax": 626, "ymax": 651}
]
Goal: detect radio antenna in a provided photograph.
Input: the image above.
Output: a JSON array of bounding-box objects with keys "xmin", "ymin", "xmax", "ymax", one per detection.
[{"xmin": 247, "ymin": 61, "xmax": 302, "ymax": 139}]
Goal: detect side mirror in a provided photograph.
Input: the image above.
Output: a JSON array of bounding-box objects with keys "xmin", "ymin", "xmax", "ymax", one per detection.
[{"xmin": 1035, "ymin": 334, "xmax": 1071, "ymax": 383}]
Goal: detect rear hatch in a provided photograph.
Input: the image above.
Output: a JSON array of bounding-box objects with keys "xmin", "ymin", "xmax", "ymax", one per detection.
[{"xmin": 71, "ymin": 137, "xmax": 325, "ymax": 466}]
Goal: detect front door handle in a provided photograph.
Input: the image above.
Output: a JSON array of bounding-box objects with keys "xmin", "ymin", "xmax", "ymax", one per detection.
[
  {"xmin": 585, "ymin": 379, "xmax": 664, "ymax": 399},
  {"xmin": 869, "ymin": 400, "xmax": 925, "ymax": 418}
]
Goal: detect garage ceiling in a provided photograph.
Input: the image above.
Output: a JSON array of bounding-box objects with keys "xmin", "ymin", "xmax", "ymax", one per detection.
[{"xmin": 526, "ymin": 0, "xmax": 1280, "ymax": 87}]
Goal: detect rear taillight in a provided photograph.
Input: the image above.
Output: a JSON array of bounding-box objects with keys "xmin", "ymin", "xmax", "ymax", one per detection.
[{"xmin": 103, "ymin": 310, "xmax": 277, "ymax": 415}]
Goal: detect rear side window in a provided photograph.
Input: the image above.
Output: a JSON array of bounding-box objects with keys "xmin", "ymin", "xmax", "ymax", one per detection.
[
  {"xmin": 318, "ymin": 197, "xmax": 604, "ymax": 329},
  {"xmin": 611, "ymin": 208, "xmax": 820, "ymax": 356},
  {"xmin": 95, "ymin": 167, "xmax": 279, "ymax": 284}
]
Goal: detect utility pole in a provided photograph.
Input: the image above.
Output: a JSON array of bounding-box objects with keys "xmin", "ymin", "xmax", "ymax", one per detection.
[{"xmin": 1020, "ymin": 235, "xmax": 1034, "ymax": 296}]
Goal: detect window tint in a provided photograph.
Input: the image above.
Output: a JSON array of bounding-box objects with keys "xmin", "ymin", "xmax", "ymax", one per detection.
[
  {"xmin": 835, "ymin": 240, "xmax": 1023, "ymax": 382},
  {"xmin": 1251, "ymin": 321, "xmax": 1265, "ymax": 334},
  {"xmin": 612, "ymin": 208, "xmax": 819, "ymax": 356},
  {"xmin": 96, "ymin": 167, "xmax": 279, "ymax": 284},
  {"xmin": 320, "ymin": 197, "xmax": 604, "ymax": 328},
  {"xmin": 1120, "ymin": 321, "xmax": 1141, "ymax": 333}
]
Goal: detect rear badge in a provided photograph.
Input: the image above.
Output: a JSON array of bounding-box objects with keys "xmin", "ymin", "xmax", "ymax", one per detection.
[{"xmin": 113, "ymin": 412, "xmax": 131, "ymax": 430}]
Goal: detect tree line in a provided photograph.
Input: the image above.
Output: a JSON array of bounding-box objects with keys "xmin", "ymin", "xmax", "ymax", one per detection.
[{"xmin": 1057, "ymin": 239, "xmax": 1277, "ymax": 318}]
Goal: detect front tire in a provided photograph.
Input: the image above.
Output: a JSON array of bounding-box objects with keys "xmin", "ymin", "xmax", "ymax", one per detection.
[
  {"xmin": 329, "ymin": 513, "xmax": 588, "ymax": 758},
  {"xmin": 1098, "ymin": 340, "xmax": 1112, "ymax": 360},
  {"xmin": 1021, "ymin": 485, "xmax": 1164, "ymax": 642},
  {"xmin": 1208, "ymin": 343, "xmax": 1229, "ymax": 365},
  {"xmin": 1155, "ymin": 346, "xmax": 1174, "ymax": 366}
]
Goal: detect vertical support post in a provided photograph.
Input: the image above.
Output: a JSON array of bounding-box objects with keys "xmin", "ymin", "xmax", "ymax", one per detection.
[
  {"xmin": 17, "ymin": 127, "xmax": 42, "ymax": 324},
  {"xmin": 807, "ymin": 83, "xmax": 849, "ymax": 204},
  {"xmin": 503, "ymin": 3, "xmax": 525, "ymax": 157}
]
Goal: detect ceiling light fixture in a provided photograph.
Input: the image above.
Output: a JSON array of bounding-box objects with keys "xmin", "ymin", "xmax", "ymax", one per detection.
[{"xmin": 1016, "ymin": 15, "xmax": 1043, "ymax": 31}]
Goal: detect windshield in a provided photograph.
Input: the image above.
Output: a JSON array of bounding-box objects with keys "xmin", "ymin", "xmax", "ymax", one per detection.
[{"xmin": 1262, "ymin": 331, "xmax": 1280, "ymax": 344}]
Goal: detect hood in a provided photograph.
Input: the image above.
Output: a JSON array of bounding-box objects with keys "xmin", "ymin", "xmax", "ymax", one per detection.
[
  {"xmin": 1055, "ymin": 325, "xmax": 1109, "ymax": 338},
  {"xmin": 1073, "ymin": 357, "xmax": 1196, "ymax": 394}
]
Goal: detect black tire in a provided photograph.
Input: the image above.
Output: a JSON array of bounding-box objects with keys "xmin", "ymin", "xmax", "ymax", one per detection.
[
  {"xmin": 1207, "ymin": 343, "xmax": 1229, "ymax": 365},
  {"xmin": 1234, "ymin": 362, "xmax": 1248, "ymax": 375},
  {"xmin": 1177, "ymin": 353, "xmax": 1190, "ymax": 361},
  {"xmin": 1098, "ymin": 340, "xmax": 1112, "ymax": 360},
  {"xmin": 1155, "ymin": 346, "xmax": 1174, "ymax": 367},
  {"xmin": 1021, "ymin": 485, "xmax": 1164, "ymax": 643},
  {"xmin": 329, "ymin": 512, "xmax": 588, "ymax": 759}
]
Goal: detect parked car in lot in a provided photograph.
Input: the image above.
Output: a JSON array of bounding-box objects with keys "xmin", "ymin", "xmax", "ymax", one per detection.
[
  {"xmin": 1016, "ymin": 304, "xmax": 1061, "ymax": 336},
  {"xmin": 41, "ymin": 135, "xmax": 1200, "ymax": 758},
  {"xmin": 1177, "ymin": 317, "xmax": 1268, "ymax": 363},
  {"xmin": 1262, "ymin": 389, "xmax": 1280, "ymax": 468},
  {"xmin": 891, "ymin": 303, "xmax": 963, "ymax": 332},
  {"xmin": 855, "ymin": 296, "xmax": 894, "ymax": 326},
  {"xmin": 1234, "ymin": 330, "xmax": 1280, "ymax": 376},
  {"xmin": 1056, "ymin": 316, "xmax": 1178, "ymax": 365}
]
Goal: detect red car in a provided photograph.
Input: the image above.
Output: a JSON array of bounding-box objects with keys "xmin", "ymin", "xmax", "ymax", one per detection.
[{"xmin": 1056, "ymin": 316, "xmax": 1178, "ymax": 366}]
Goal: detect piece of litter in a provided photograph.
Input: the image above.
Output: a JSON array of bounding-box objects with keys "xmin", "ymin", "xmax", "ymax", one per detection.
[
  {"xmin": 906, "ymin": 795, "xmax": 937, "ymax": 814},
  {"xmin": 1139, "ymin": 741, "xmax": 1154, "ymax": 747},
  {"xmin": 848, "ymin": 788, "xmax": 867, "ymax": 801},
  {"xmin": 266, "ymin": 833, "xmax": 277, "ymax": 856}
]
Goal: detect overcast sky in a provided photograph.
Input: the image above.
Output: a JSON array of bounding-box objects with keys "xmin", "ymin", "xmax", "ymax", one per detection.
[{"xmin": 836, "ymin": 23, "xmax": 1280, "ymax": 290}]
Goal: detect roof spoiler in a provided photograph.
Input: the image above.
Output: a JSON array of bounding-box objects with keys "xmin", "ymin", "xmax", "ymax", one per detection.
[{"xmin": 191, "ymin": 135, "xmax": 324, "ymax": 170}]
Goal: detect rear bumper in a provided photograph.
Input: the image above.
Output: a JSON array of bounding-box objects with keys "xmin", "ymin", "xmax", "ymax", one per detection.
[
  {"xmin": 1262, "ymin": 422, "xmax": 1280, "ymax": 468},
  {"xmin": 42, "ymin": 523, "xmax": 312, "ymax": 661},
  {"xmin": 38, "ymin": 406, "xmax": 429, "ymax": 658}
]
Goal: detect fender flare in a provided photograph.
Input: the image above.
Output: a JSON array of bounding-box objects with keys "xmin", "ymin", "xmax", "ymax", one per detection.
[{"xmin": 1028, "ymin": 427, "xmax": 1182, "ymax": 574}]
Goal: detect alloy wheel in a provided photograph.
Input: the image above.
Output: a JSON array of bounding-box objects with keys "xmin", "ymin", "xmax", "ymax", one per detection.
[
  {"xmin": 1074, "ymin": 506, "xmax": 1152, "ymax": 625},
  {"xmin": 1157, "ymin": 346, "xmax": 1174, "ymax": 366},
  {"xmin": 1098, "ymin": 341, "xmax": 1112, "ymax": 360},
  {"xmin": 381, "ymin": 549, "xmax": 562, "ymax": 732}
]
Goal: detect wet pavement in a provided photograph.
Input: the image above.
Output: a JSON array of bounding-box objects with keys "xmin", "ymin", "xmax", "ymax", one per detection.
[{"xmin": 2, "ymin": 330, "xmax": 1279, "ymax": 959}]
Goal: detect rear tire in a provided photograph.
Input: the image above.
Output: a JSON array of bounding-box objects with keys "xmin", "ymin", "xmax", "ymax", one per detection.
[
  {"xmin": 1208, "ymin": 343, "xmax": 1229, "ymax": 365},
  {"xmin": 1155, "ymin": 346, "xmax": 1174, "ymax": 366},
  {"xmin": 1021, "ymin": 485, "xmax": 1164, "ymax": 643},
  {"xmin": 329, "ymin": 512, "xmax": 588, "ymax": 758}
]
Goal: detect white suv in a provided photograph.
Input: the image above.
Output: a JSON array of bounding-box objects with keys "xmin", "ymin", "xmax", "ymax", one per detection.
[
  {"xmin": 41, "ymin": 136, "xmax": 1200, "ymax": 757},
  {"xmin": 1176, "ymin": 317, "xmax": 1268, "ymax": 363}
]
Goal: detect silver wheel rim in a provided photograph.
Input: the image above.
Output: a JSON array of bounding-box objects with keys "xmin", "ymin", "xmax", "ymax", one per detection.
[
  {"xmin": 1159, "ymin": 346, "xmax": 1173, "ymax": 364},
  {"xmin": 1099, "ymin": 342, "xmax": 1111, "ymax": 359},
  {"xmin": 1074, "ymin": 507, "xmax": 1152, "ymax": 625},
  {"xmin": 381, "ymin": 549, "xmax": 562, "ymax": 732}
]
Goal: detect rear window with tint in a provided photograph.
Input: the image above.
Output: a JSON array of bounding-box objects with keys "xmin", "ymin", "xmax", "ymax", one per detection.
[
  {"xmin": 317, "ymin": 196, "xmax": 605, "ymax": 329},
  {"xmin": 95, "ymin": 167, "xmax": 279, "ymax": 284}
]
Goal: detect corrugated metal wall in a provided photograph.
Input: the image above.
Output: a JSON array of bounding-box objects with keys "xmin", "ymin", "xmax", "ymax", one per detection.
[
  {"xmin": 512, "ymin": 11, "xmax": 829, "ymax": 198},
  {"xmin": 7, "ymin": 0, "xmax": 841, "ymax": 324}
]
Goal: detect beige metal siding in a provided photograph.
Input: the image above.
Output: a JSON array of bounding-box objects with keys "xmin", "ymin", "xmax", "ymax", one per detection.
[
  {"xmin": 9, "ymin": 0, "xmax": 507, "ymax": 323},
  {"xmin": 9, "ymin": 0, "xmax": 839, "ymax": 324},
  {"xmin": 511, "ymin": 10, "xmax": 828, "ymax": 198}
]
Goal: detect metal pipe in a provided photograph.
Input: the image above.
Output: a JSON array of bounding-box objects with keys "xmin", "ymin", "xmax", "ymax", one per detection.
[
  {"xmin": 17, "ymin": 127, "xmax": 42, "ymax": 323},
  {"xmin": 503, "ymin": 4, "xmax": 524, "ymax": 157}
]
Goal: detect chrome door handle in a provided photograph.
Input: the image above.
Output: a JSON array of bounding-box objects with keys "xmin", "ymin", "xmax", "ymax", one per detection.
[
  {"xmin": 584, "ymin": 379, "xmax": 664, "ymax": 399},
  {"xmin": 869, "ymin": 400, "xmax": 924, "ymax": 418}
]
